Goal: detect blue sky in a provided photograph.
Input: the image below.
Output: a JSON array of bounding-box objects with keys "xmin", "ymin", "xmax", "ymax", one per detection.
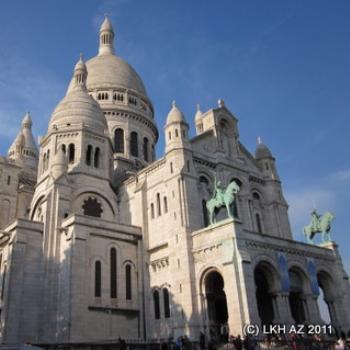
[{"xmin": 0, "ymin": 0, "xmax": 349, "ymax": 273}]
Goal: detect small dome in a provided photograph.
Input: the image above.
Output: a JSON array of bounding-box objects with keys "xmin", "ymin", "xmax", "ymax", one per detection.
[
  {"xmin": 74, "ymin": 54, "xmax": 86, "ymax": 72},
  {"xmin": 22, "ymin": 112, "xmax": 32, "ymax": 128},
  {"xmin": 194, "ymin": 104, "xmax": 202, "ymax": 122},
  {"xmin": 255, "ymin": 141, "xmax": 273, "ymax": 159},
  {"xmin": 166, "ymin": 101, "xmax": 185, "ymax": 124},
  {"xmin": 49, "ymin": 57, "xmax": 107, "ymax": 133},
  {"xmin": 100, "ymin": 16, "xmax": 114, "ymax": 33}
]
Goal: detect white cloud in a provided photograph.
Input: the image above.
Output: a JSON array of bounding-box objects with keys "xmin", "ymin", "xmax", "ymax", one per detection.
[{"xmin": 331, "ymin": 169, "xmax": 350, "ymax": 181}]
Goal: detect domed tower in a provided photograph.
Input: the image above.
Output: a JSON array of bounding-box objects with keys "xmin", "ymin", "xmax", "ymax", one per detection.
[
  {"xmin": 8, "ymin": 112, "xmax": 39, "ymax": 171},
  {"xmin": 194, "ymin": 104, "xmax": 203, "ymax": 135},
  {"xmin": 255, "ymin": 137, "xmax": 278, "ymax": 180},
  {"xmin": 32, "ymin": 55, "xmax": 116, "ymax": 223},
  {"xmin": 68, "ymin": 17, "xmax": 158, "ymax": 181},
  {"xmin": 255, "ymin": 137, "xmax": 292, "ymax": 238},
  {"xmin": 165, "ymin": 101, "xmax": 191, "ymax": 154}
]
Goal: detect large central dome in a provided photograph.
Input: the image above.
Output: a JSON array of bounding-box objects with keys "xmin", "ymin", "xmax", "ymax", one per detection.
[{"xmin": 85, "ymin": 54, "xmax": 147, "ymax": 97}]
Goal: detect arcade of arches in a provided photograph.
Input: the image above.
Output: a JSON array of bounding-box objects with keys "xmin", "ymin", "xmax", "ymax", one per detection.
[
  {"xmin": 254, "ymin": 262, "xmax": 334, "ymax": 327},
  {"xmin": 202, "ymin": 264, "xmax": 337, "ymax": 337}
]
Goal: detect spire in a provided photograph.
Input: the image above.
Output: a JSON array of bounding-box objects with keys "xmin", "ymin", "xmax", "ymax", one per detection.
[
  {"xmin": 8, "ymin": 112, "xmax": 38, "ymax": 169},
  {"xmin": 99, "ymin": 15, "xmax": 115, "ymax": 55},
  {"xmin": 22, "ymin": 112, "xmax": 32, "ymax": 129},
  {"xmin": 195, "ymin": 104, "xmax": 202, "ymax": 122},
  {"xmin": 71, "ymin": 54, "xmax": 88, "ymax": 91}
]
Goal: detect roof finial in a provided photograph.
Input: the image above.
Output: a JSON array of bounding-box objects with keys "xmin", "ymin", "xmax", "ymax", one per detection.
[
  {"xmin": 172, "ymin": 100, "xmax": 176, "ymax": 108},
  {"xmin": 257, "ymin": 136, "xmax": 262, "ymax": 145},
  {"xmin": 99, "ymin": 16, "xmax": 115, "ymax": 55},
  {"xmin": 218, "ymin": 99, "xmax": 225, "ymax": 108},
  {"xmin": 195, "ymin": 104, "xmax": 203, "ymax": 122},
  {"xmin": 72, "ymin": 54, "xmax": 87, "ymax": 91}
]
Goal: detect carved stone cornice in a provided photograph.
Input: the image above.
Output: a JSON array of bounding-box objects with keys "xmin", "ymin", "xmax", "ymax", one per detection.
[{"xmin": 245, "ymin": 239, "xmax": 334, "ymax": 262}]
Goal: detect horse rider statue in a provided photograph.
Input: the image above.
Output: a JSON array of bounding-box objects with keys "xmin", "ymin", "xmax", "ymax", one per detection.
[
  {"xmin": 303, "ymin": 209, "xmax": 335, "ymax": 244},
  {"xmin": 311, "ymin": 209, "xmax": 321, "ymax": 232},
  {"xmin": 213, "ymin": 178, "xmax": 225, "ymax": 204},
  {"xmin": 206, "ymin": 177, "xmax": 240, "ymax": 225}
]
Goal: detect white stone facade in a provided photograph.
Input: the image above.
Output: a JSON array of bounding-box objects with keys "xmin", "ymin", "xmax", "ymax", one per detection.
[{"xmin": 0, "ymin": 17, "xmax": 349, "ymax": 344}]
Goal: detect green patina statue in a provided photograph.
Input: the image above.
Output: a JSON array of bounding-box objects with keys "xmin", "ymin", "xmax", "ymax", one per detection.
[
  {"xmin": 206, "ymin": 178, "xmax": 240, "ymax": 225},
  {"xmin": 303, "ymin": 209, "xmax": 335, "ymax": 244}
]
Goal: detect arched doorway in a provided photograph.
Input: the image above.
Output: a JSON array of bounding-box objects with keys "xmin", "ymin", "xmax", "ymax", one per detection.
[
  {"xmin": 203, "ymin": 270, "xmax": 228, "ymax": 341},
  {"xmin": 288, "ymin": 268, "xmax": 307, "ymax": 324},
  {"xmin": 254, "ymin": 264, "xmax": 276, "ymax": 325},
  {"xmin": 317, "ymin": 271, "xmax": 334, "ymax": 325}
]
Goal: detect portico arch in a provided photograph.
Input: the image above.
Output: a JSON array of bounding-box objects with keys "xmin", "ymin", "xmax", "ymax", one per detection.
[
  {"xmin": 317, "ymin": 270, "xmax": 335, "ymax": 325},
  {"xmin": 254, "ymin": 261, "xmax": 280, "ymax": 326},
  {"xmin": 288, "ymin": 266, "xmax": 311, "ymax": 324},
  {"xmin": 201, "ymin": 268, "xmax": 228, "ymax": 342}
]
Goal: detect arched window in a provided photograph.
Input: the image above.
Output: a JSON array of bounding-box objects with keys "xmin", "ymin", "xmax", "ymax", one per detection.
[
  {"xmin": 61, "ymin": 144, "xmax": 66, "ymax": 154},
  {"xmin": 125, "ymin": 264, "xmax": 132, "ymax": 300},
  {"xmin": 230, "ymin": 178, "xmax": 242, "ymax": 219},
  {"xmin": 175, "ymin": 129, "xmax": 179, "ymax": 137},
  {"xmin": 153, "ymin": 290, "xmax": 160, "ymax": 319},
  {"xmin": 152, "ymin": 144, "xmax": 155, "ymax": 161},
  {"xmin": 256, "ymin": 213, "xmax": 262, "ymax": 233},
  {"xmin": 95, "ymin": 261, "xmax": 102, "ymax": 298},
  {"xmin": 170, "ymin": 162, "xmax": 173, "ymax": 174},
  {"xmin": 1, "ymin": 266, "xmax": 7, "ymax": 301},
  {"xmin": 94, "ymin": 147, "xmax": 100, "ymax": 168},
  {"xmin": 253, "ymin": 192, "xmax": 261, "ymax": 201},
  {"xmin": 130, "ymin": 132, "xmax": 138, "ymax": 157},
  {"xmin": 86, "ymin": 145, "xmax": 93, "ymax": 165},
  {"xmin": 110, "ymin": 248, "xmax": 117, "ymax": 299},
  {"xmin": 46, "ymin": 150, "xmax": 50, "ymax": 170},
  {"xmin": 199, "ymin": 176, "xmax": 209, "ymax": 187},
  {"xmin": 43, "ymin": 153, "xmax": 47, "ymax": 173},
  {"xmin": 143, "ymin": 137, "xmax": 149, "ymax": 162},
  {"xmin": 68, "ymin": 143, "xmax": 75, "ymax": 164},
  {"xmin": 156, "ymin": 193, "xmax": 161, "ymax": 216},
  {"xmin": 150, "ymin": 203, "xmax": 155, "ymax": 219},
  {"xmin": 114, "ymin": 129, "xmax": 124, "ymax": 153},
  {"xmin": 163, "ymin": 197, "xmax": 168, "ymax": 213},
  {"xmin": 163, "ymin": 288, "xmax": 170, "ymax": 318},
  {"xmin": 168, "ymin": 131, "xmax": 171, "ymax": 140},
  {"xmin": 202, "ymin": 200, "xmax": 209, "ymax": 227}
]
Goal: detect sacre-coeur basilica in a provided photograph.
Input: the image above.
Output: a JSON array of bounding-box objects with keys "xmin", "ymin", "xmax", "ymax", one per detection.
[{"xmin": 0, "ymin": 17, "xmax": 349, "ymax": 344}]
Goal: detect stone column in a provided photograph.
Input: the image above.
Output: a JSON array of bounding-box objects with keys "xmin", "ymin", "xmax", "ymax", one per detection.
[
  {"xmin": 273, "ymin": 292, "xmax": 294, "ymax": 326},
  {"xmin": 304, "ymin": 294, "xmax": 322, "ymax": 324}
]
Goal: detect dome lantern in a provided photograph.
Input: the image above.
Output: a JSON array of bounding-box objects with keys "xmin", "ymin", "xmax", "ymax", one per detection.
[{"xmin": 99, "ymin": 16, "xmax": 115, "ymax": 56}]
